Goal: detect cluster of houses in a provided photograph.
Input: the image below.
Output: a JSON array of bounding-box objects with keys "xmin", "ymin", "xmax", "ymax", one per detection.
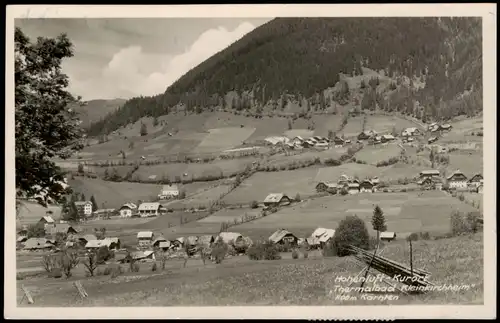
[
  {"xmin": 316, "ymin": 174, "xmax": 380, "ymax": 195},
  {"xmin": 417, "ymin": 170, "xmax": 483, "ymax": 192},
  {"xmin": 357, "ymin": 130, "xmax": 396, "ymax": 144},
  {"xmin": 72, "ymin": 185, "xmax": 181, "ymax": 221},
  {"xmin": 264, "ymin": 135, "xmax": 352, "ymax": 150},
  {"xmin": 16, "ymin": 215, "xmax": 122, "ymax": 252},
  {"xmin": 428, "ymin": 122, "xmax": 452, "ymax": 133}
]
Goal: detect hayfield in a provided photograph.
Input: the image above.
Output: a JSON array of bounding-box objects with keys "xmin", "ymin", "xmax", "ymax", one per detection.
[
  {"xmin": 314, "ymin": 163, "xmax": 379, "ymax": 182},
  {"xmin": 232, "ymin": 191, "xmax": 477, "ymax": 241},
  {"xmin": 377, "ymin": 163, "xmax": 423, "ymax": 182},
  {"xmin": 192, "ymin": 127, "xmax": 256, "ymax": 153},
  {"xmin": 341, "ymin": 116, "xmax": 364, "ymax": 137},
  {"xmin": 166, "ymin": 184, "xmax": 233, "ymax": 210},
  {"xmin": 365, "ymin": 115, "xmax": 419, "ymax": 134},
  {"xmin": 223, "ymin": 168, "xmax": 320, "ymax": 205},
  {"xmin": 134, "ymin": 158, "xmax": 254, "ymax": 182},
  {"xmin": 16, "ymin": 202, "xmax": 63, "ymax": 228},
  {"xmin": 68, "ymin": 178, "xmax": 162, "ymax": 208},
  {"xmin": 354, "ymin": 144, "xmax": 402, "ymax": 165},
  {"xmin": 197, "ymin": 208, "xmax": 261, "ymax": 224},
  {"xmin": 284, "ymin": 129, "xmax": 314, "ymax": 139},
  {"xmin": 446, "ymin": 151, "xmax": 483, "ymax": 176},
  {"xmin": 17, "ymin": 233, "xmax": 483, "ymax": 306}
]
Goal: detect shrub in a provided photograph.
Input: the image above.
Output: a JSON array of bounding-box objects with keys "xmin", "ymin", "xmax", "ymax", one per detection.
[
  {"xmin": 247, "ymin": 241, "xmax": 281, "ymax": 260},
  {"xmin": 450, "ymin": 210, "xmax": 481, "ymax": 236},
  {"xmin": 103, "ymin": 267, "xmax": 112, "ymax": 276},
  {"xmin": 333, "ymin": 215, "xmax": 370, "ymax": 257},
  {"xmin": 302, "ymin": 249, "xmax": 309, "ymax": 259},
  {"xmin": 324, "ymin": 158, "xmax": 341, "ymax": 166},
  {"xmin": 407, "ymin": 232, "xmax": 420, "ymax": 242},
  {"xmin": 322, "ymin": 241, "xmax": 337, "ymax": 257},
  {"xmin": 250, "ymin": 200, "xmax": 259, "ymax": 209},
  {"xmin": 96, "ymin": 246, "xmax": 111, "ymax": 264},
  {"xmin": 339, "ymin": 188, "xmax": 348, "ymax": 196},
  {"xmin": 151, "ymin": 262, "xmax": 158, "ymax": 272},
  {"xmin": 420, "ymin": 231, "xmax": 431, "ymax": 240},
  {"xmin": 458, "ymin": 194, "xmax": 465, "ymax": 201},
  {"xmin": 276, "ymin": 241, "xmax": 293, "ymax": 253},
  {"xmin": 211, "ymin": 240, "xmax": 229, "ymax": 264},
  {"xmin": 109, "ymin": 264, "xmax": 123, "ymax": 278},
  {"xmin": 291, "ymin": 249, "xmax": 299, "ymax": 259},
  {"xmin": 131, "ymin": 263, "xmax": 140, "ymax": 272}
]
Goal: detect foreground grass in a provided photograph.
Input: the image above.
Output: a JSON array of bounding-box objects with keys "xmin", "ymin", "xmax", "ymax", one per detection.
[{"xmin": 18, "ymin": 232, "xmax": 483, "ymax": 306}]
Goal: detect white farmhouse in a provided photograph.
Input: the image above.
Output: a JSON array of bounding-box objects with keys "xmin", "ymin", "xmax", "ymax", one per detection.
[
  {"xmin": 74, "ymin": 201, "xmax": 93, "ymax": 217},
  {"xmin": 138, "ymin": 202, "xmax": 164, "ymax": 217},
  {"xmin": 119, "ymin": 203, "xmax": 137, "ymax": 218},
  {"xmin": 158, "ymin": 185, "xmax": 179, "ymax": 200},
  {"xmin": 446, "ymin": 170, "xmax": 468, "ymax": 190}
]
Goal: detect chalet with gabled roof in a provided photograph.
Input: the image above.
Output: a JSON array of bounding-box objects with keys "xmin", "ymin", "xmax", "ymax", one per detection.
[{"xmin": 446, "ymin": 170, "xmax": 468, "ymax": 190}]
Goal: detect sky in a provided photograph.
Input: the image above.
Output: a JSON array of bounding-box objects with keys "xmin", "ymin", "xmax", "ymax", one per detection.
[{"xmin": 15, "ymin": 18, "xmax": 272, "ymax": 101}]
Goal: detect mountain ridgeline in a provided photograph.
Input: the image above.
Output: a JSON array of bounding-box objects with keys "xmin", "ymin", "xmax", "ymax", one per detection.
[{"xmin": 87, "ymin": 17, "xmax": 482, "ymax": 136}]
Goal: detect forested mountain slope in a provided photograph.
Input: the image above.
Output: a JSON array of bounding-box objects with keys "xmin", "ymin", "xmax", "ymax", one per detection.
[
  {"xmin": 72, "ymin": 98, "xmax": 126, "ymax": 128},
  {"xmin": 88, "ymin": 17, "xmax": 482, "ymax": 136}
]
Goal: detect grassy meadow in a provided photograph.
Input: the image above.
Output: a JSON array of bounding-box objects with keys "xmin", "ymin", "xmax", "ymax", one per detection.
[{"xmin": 17, "ymin": 233, "xmax": 483, "ymax": 306}]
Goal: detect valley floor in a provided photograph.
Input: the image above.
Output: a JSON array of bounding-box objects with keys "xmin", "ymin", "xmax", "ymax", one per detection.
[{"xmin": 17, "ymin": 232, "xmax": 483, "ymax": 306}]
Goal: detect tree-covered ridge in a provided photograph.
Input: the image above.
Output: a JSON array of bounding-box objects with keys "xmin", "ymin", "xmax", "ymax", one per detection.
[{"xmin": 87, "ymin": 17, "xmax": 482, "ymax": 136}]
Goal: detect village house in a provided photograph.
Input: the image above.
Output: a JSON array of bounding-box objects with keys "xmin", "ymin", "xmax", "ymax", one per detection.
[
  {"xmin": 337, "ymin": 174, "xmax": 352, "ymax": 186},
  {"xmin": 137, "ymin": 231, "xmax": 154, "ymax": 248},
  {"xmin": 46, "ymin": 223, "xmax": 78, "ymax": 237},
  {"xmin": 119, "ymin": 203, "xmax": 137, "ymax": 218},
  {"xmin": 269, "ymin": 229, "xmax": 298, "ymax": 246},
  {"xmin": 446, "ymin": 170, "xmax": 468, "ymax": 190},
  {"xmin": 380, "ymin": 232, "xmax": 397, "ymax": 242},
  {"xmin": 138, "ymin": 202, "xmax": 165, "ymax": 217},
  {"xmin": 381, "ymin": 134, "xmax": 396, "ymax": 143},
  {"xmin": 78, "ymin": 234, "xmax": 98, "ymax": 246},
  {"xmin": 419, "ymin": 170, "xmax": 441, "ymax": 180},
  {"xmin": 291, "ymin": 136, "xmax": 304, "ymax": 146},
  {"xmin": 402, "ymin": 127, "xmax": 420, "ymax": 137},
  {"xmin": 315, "ymin": 142, "xmax": 329, "ymax": 149},
  {"xmin": 315, "ymin": 182, "xmax": 338, "ymax": 194},
  {"xmin": 93, "ymin": 208, "xmax": 116, "ymax": 219},
  {"xmin": 74, "ymin": 201, "xmax": 93, "ymax": 218},
  {"xmin": 171, "ymin": 237, "xmax": 185, "ymax": 249},
  {"xmin": 263, "ymin": 193, "xmax": 291, "ymax": 209},
  {"xmin": 23, "ymin": 238, "xmax": 55, "ymax": 251},
  {"xmin": 477, "ymin": 182, "xmax": 484, "ymax": 194},
  {"xmin": 132, "ymin": 250, "xmax": 156, "ymax": 262},
  {"xmin": 152, "ymin": 236, "xmax": 168, "ymax": 248},
  {"xmin": 440, "ymin": 124, "xmax": 452, "ymax": 131},
  {"xmin": 347, "ymin": 183, "xmax": 360, "ymax": 195},
  {"xmin": 417, "ymin": 176, "xmax": 443, "ymax": 190},
  {"xmin": 357, "ymin": 130, "xmax": 376, "ymax": 141},
  {"xmin": 359, "ymin": 180, "xmax": 376, "ymax": 193},
  {"xmin": 309, "ymin": 228, "xmax": 335, "ymax": 248},
  {"xmin": 429, "ymin": 124, "xmax": 440, "ymax": 132},
  {"xmin": 158, "ymin": 184, "xmax": 179, "ymax": 200},
  {"xmin": 468, "ymin": 174, "xmax": 483, "ymax": 189},
  {"xmin": 85, "ymin": 239, "xmax": 112, "ymax": 250},
  {"xmin": 216, "ymin": 232, "xmax": 243, "ymax": 245},
  {"xmin": 158, "ymin": 241, "xmax": 171, "ymax": 251},
  {"xmin": 37, "ymin": 215, "xmax": 55, "ymax": 231},
  {"xmin": 428, "ymin": 136, "xmax": 438, "ymax": 144},
  {"xmin": 333, "ymin": 136, "xmax": 345, "ymax": 147}
]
